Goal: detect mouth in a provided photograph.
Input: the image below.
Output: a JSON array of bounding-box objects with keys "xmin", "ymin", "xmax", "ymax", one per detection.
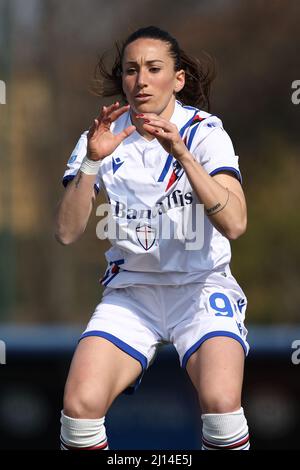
[{"xmin": 135, "ymin": 93, "xmax": 152, "ymax": 101}]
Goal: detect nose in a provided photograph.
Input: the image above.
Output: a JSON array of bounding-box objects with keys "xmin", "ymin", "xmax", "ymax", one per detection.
[{"xmin": 137, "ymin": 69, "xmax": 148, "ymax": 89}]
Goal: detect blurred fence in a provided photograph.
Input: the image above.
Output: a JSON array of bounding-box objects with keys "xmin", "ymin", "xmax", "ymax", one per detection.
[{"xmin": 0, "ymin": 324, "xmax": 299, "ymax": 450}]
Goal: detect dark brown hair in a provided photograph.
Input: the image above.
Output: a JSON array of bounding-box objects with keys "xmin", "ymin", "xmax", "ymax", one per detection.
[{"xmin": 92, "ymin": 26, "xmax": 216, "ymax": 111}]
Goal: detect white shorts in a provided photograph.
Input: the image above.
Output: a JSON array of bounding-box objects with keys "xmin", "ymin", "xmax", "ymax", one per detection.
[{"xmin": 80, "ymin": 273, "xmax": 249, "ymax": 393}]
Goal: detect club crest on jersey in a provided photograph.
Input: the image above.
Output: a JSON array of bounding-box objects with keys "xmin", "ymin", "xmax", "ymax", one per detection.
[
  {"xmin": 112, "ymin": 157, "xmax": 124, "ymax": 174},
  {"xmin": 136, "ymin": 223, "xmax": 156, "ymax": 251}
]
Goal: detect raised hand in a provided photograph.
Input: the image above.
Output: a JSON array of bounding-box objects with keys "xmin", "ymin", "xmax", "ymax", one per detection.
[
  {"xmin": 136, "ymin": 113, "xmax": 188, "ymax": 162},
  {"xmin": 87, "ymin": 102, "xmax": 136, "ymax": 161}
]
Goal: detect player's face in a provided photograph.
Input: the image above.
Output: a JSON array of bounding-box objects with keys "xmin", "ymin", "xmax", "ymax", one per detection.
[{"xmin": 122, "ymin": 38, "xmax": 185, "ymax": 119}]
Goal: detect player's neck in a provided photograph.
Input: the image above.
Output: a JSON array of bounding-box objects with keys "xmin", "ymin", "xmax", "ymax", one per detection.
[{"xmin": 134, "ymin": 120, "xmax": 156, "ymax": 141}]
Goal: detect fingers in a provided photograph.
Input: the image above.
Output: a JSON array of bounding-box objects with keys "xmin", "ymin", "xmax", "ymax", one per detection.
[
  {"xmin": 142, "ymin": 119, "xmax": 176, "ymax": 139},
  {"xmin": 109, "ymin": 104, "xmax": 131, "ymax": 122},
  {"xmin": 115, "ymin": 125, "xmax": 136, "ymax": 145},
  {"xmin": 97, "ymin": 102, "xmax": 119, "ymax": 120},
  {"xmin": 97, "ymin": 102, "xmax": 130, "ymax": 123},
  {"xmin": 87, "ymin": 118, "xmax": 99, "ymax": 139},
  {"xmin": 136, "ymin": 114, "xmax": 176, "ymax": 135},
  {"xmin": 136, "ymin": 112, "xmax": 160, "ymax": 121}
]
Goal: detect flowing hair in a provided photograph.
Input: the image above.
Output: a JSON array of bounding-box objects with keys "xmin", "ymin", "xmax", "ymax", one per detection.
[{"xmin": 91, "ymin": 26, "xmax": 216, "ymax": 111}]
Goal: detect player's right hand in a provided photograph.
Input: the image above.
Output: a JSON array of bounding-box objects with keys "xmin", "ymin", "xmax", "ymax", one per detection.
[{"xmin": 87, "ymin": 102, "xmax": 136, "ymax": 161}]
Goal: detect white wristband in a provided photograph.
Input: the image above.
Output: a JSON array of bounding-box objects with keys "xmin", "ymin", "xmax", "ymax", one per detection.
[{"xmin": 80, "ymin": 155, "xmax": 101, "ymax": 175}]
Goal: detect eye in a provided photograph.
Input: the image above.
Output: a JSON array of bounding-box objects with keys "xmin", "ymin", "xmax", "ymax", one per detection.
[
  {"xmin": 125, "ymin": 68, "xmax": 137, "ymax": 75},
  {"xmin": 149, "ymin": 67, "xmax": 161, "ymax": 73}
]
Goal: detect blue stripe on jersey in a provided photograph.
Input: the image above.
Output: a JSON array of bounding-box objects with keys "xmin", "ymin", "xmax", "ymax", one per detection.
[
  {"xmin": 186, "ymin": 115, "xmax": 220, "ymax": 149},
  {"xmin": 182, "ymin": 331, "xmax": 248, "ymax": 368},
  {"xmin": 102, "ymin": 271, "xmax": 119, "ymax": 286},
  {"xmin": 110, "ymin": 259, "xmax": 125, "ymax": 266},
  {"xmin": 100, "ymin": 268, "xmax": 111, "ymax": 284},
  {"xmin": 179, "ymin": 110, "xmax": 199, "ymax": 137},
  {"xmin": 186, "ymin": 121, "xmax": 201, "ymax": 150},
  {"xmin": 157, "ymin": 110, "xmax": 199, "ymax": 182},
  {"xmin": 209, "ymin": 166, "xmax": 242, "ymax": 183},
  {"xmin": 79, "ymin": 330, "xmax": 148, "ymax": 370},
  {"xmin": 157, "ymin": 154, "xmax": 173, "ymax": 182},
  {"xmin": 62, "ymin": 174, "xmax": 100, "ymax": 193},
  {"xmin": 62, "ymin": 174, "xmax": 76, "ymax": 187},
  {"xmin": 101, "ymin": 259, "xmax": 125, "ymax": 286}
]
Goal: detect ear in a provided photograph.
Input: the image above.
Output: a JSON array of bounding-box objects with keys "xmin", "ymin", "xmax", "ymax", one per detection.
[{"xmin": 174, "ymin": 69, "xmax": 185, "ymax": 93}]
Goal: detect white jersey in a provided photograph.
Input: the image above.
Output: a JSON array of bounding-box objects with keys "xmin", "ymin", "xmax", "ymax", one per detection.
[{"xmin": 63, "ymin": 101, "xmax": 242, "ymax": 288}]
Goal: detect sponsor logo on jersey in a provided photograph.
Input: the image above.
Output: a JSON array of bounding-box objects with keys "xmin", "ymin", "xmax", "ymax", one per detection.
[{"xmin": 114, "ymin": 189, "xmax": 193, "ymax": 220}]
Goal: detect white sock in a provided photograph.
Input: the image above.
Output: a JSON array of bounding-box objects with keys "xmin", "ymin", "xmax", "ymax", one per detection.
[
  {"xmin": 201, "ymin": 407, "xmax": 250, "ymax": 450},
  {"xmin": 60, "ymin": 411, "xmax": 109, "ymax": 450}
]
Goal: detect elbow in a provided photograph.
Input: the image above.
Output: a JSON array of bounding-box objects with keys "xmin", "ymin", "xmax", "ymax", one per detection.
[
  {"xmin": 54, "ymin": 230, "xmax": 74, "ymax": 246},
  {"xmin": 54, "ymin": 224, "xmax": 78, "ymax": 246},
  {"xmin": 224, "ymin": 218, "xmax": 247, "ymax": 240}
]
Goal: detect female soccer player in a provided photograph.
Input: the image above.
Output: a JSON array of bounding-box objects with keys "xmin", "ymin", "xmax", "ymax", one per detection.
[{"xmin": 55, "ymin": 26, "xmax": 250, "ymax": 450}]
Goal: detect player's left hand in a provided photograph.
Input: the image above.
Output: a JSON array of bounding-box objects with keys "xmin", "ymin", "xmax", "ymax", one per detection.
[{"xmin": 136, "ymin": 114, "xmax": 188, "ymax": 161}]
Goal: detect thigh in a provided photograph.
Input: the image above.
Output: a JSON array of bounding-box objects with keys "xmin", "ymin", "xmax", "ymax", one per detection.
[
  {"xmin": 186, "ymin": 336, "xmax": 245, "ymax": 414},
  {"xmin": 64, "ymin": 336, "xmax": 142, "ymax": 418},
  {"xmin": 81, "ymin": 287, "xmax": 160, "ymax": 368}
]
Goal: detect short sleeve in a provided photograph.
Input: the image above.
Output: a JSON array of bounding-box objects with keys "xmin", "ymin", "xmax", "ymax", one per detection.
[
  {"xmin": 62, "ymin": 131, "xmax": 102, "ymax": 193},
  {"xmin": 190, "ymin": 117, "xmax": 242, "ymax": 183}
]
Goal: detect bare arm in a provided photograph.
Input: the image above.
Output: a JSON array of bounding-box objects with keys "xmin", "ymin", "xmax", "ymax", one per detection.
[
  {"xmin": 54, "ymin": 102, "xmax": 136, "ymax": 245},
  {"xmin": 174, "ymin": 160, "xmax": 247, "ymax": 240},
  {"xmin": 55, "ymin": 172, "xmax": 97, "ymax": 245}
]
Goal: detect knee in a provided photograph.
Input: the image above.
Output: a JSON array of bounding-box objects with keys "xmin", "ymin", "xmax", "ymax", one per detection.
[
  {"xmin": 63, "ymin": 387, "xmax": 110, "ymax": 419},
  {"xmin": 200, "ymin": 394, "xmax": 241, "ymax": 415}
]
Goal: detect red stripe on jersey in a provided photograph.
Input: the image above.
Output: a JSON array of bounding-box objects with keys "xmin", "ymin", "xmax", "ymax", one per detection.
[
  {"xmin": 191, "ymin": 114, "xmax": 205, "ymax": 125},
  {"xmin": 165, "ymin": 171, "xmax": 178, "ymax": 191}
]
